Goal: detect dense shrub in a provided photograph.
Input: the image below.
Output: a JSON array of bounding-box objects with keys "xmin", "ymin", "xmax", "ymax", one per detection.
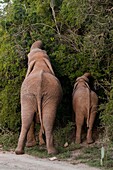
[{"xmin": 0, "ymin": 0, "xmax": 113, "ymax": 139}]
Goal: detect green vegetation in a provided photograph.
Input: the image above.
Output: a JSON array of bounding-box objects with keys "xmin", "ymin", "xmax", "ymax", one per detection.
[
  {"xmin": 0, "ymin": 0, "xmax": 113, "ymax": 131},
  {"xmin": 0, "ymin": 127, "xmax": 19, "ymax": 150},
  {"xmin": 0, "ymin": 124, "xmax": 113, "ymax": 169}
]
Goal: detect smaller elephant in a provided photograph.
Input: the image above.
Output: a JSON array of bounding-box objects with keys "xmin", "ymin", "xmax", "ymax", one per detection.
[{"xmin": 72, "ymin": 73, "xmax": 98, "ymax": 144}]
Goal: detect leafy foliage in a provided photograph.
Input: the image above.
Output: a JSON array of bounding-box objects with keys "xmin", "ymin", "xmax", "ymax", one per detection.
[
  {"xmin": 0, "ymin": 0, "xmax": 113, "ymax": 138},
  {"xmin": 100, "ymin": 82, "xmax": 113, "ymax": 141},
  {"xmin": 54, "ymin": 121, "xmax": 75, "ymax": 146}
]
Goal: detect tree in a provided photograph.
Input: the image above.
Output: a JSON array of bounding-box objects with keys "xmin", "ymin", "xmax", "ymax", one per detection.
[{"xmin": 0, "ymin": 0, "xmax": 113, "ymax": 135}]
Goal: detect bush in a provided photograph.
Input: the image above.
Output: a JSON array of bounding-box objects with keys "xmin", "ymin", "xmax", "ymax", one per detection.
[{"xmin": 0, "ymin": 0, "xmax": 113, "ymax": 136}]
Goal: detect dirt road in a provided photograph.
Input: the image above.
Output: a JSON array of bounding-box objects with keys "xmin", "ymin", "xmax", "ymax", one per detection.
[{"xmin": 0, "ymin": 151, "xmax": 101, "ymax": 170}]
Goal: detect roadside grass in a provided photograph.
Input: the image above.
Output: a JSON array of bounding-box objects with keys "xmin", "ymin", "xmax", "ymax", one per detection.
[
  {"xmin": 73, "ymin": 144, "xmax": 101, "ymax": 167},
  {"xmin": 0, "ymin": 123, "xmax": 113, "ymax": 170},
  {"xmin": 0, "ymin": 130, "xmax": 18, "ymax": 151},
  {"xmin": 73, "ymin": 143, "xmax": 113, "ymax": 170}
]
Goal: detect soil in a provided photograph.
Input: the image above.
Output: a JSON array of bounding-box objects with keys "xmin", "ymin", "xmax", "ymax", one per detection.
[{"xmin": 0, "ymin": 151, "xmax": 101, "ymax": 170}]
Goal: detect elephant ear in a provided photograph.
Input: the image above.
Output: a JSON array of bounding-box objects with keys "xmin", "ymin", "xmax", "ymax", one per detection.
[
  {"xmin": 72, "ymin": 82, "xmax": 78, "ymax": 96},
  {"xmin": 73, "ymin": 76, "xmax": 90, "ymax": 91},
  {"xmin": 43, "ymin": 58, "xmax": 55, "ymax": 75},
  {"xmin": 84, "ymin": 81, "xmax": 90, "ymax": 89},
  {"xmin": 81, "ymin": 75, "xmax": 90, "ymax": 89},
  {"xmin": 25, "ymin": 60, "xmax": 36, "ymax": 78},
  {"xmin": 73, "ymin": 76, "xmax": 81, "ymax": 90},
  {"xmin": 73, "ymin": 82, "xmax": 78, "ymax": 90}
]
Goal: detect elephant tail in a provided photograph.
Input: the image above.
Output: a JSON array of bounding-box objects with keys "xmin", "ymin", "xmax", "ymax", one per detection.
[
  {"xmin": 85, "ymin": 82, "xmax": 91, "ymax": 128},
  {"xmin": 37, "ymin": 70, "xmax": 44, "ymax": 134}
]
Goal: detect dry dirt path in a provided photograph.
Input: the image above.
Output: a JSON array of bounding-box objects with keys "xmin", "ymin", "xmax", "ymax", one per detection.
[{"xmin": 0, "ymin": 151, "xmax": 101, "ymax": 170}]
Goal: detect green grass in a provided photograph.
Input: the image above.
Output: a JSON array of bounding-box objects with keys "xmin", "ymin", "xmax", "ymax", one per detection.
[
  {"xmin": 72, "ymin": 144, "xmax": 113, "ymax": 170},
  {"xmin": 25, "ymin": 145, "xmax": 49, "ymax": 158},
  {"xmin": 0, "ymin": 130, "xmax": 19, "ymax": 151},
  {"xmin": 75, "ymin": 145, "xmax": 101, "ymax": 167},
  {"xmin": 0, "ymin": 125, "xmax": 113, "ymax": 170},
  {"xmin": 25, "ymin": 142, "xmax": 81, "ymax": 160}
]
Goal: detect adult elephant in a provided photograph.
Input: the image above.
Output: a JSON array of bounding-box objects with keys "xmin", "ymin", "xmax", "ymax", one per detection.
[
  {"xmin": 72, "ymin": 73, "xmax": 98, "ymax": 144},
  {"xmin": 15, "ymin": 40, "xmax": 63, "ymax": 155}
]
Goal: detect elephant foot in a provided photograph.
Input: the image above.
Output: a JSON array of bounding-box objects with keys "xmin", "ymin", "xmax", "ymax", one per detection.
[
  {"xmin": 39, "ymin": 139, "xmax": 45, "ymax": 146},
  {"xmin": 87, "ymin": 138, "xmax": 94, "ymax": 144},
  {"xmin": 48, "ymin": 147, "xmax": 58, "ymax": 155},
  {"xmin": 76, "ymin": 138, "xmax": 81, "ymax": 144},
  {"xmin": 26, "ymin": 140, "xmax": 37, "ymax": 147},
  {"xmin": 15, "ymin": 148, "xmax": 24, "ymax": 155}
]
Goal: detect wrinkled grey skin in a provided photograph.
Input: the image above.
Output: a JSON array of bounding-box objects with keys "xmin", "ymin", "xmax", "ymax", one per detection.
[
  {"xmin": 15, "ymin": 40, "xmax": 63, "ymax": 155},
  {"xmin": 72, "ymin": 73, "xmax": 98, "ymax": 144}
]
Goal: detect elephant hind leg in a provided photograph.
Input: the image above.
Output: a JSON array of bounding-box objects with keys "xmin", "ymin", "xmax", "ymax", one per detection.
[
  {"xmin": 39, "ymin": 127, "xmax": 45, "ymax": 146},
  {"xmin": 87, "ymin": 111, "xmax": 96, "ymax": 144},
  {"xmin": 75, "ymin": 113, "xmax": 84, "ymax": 144},
  {"xmin": 15, "ymin": 95, "xmax": 36, "ymax": 154},
  {"xmin": 26, "ymin": 121, "xmax": 37, "ymax": 147},
  {"xmin": 15, "ymin": 112, "xmax": 35, "ymax": 154},
  {"xmin": 15, "ymin": 126, "xmax": 28, "ymax": 155},
  {"xmin": 35, "ymin": 113, "xmax": 45, "ymax": 145},
  {"xmin": 42, "ymin": 104, "xmax": 57, "ymax": 155}
]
